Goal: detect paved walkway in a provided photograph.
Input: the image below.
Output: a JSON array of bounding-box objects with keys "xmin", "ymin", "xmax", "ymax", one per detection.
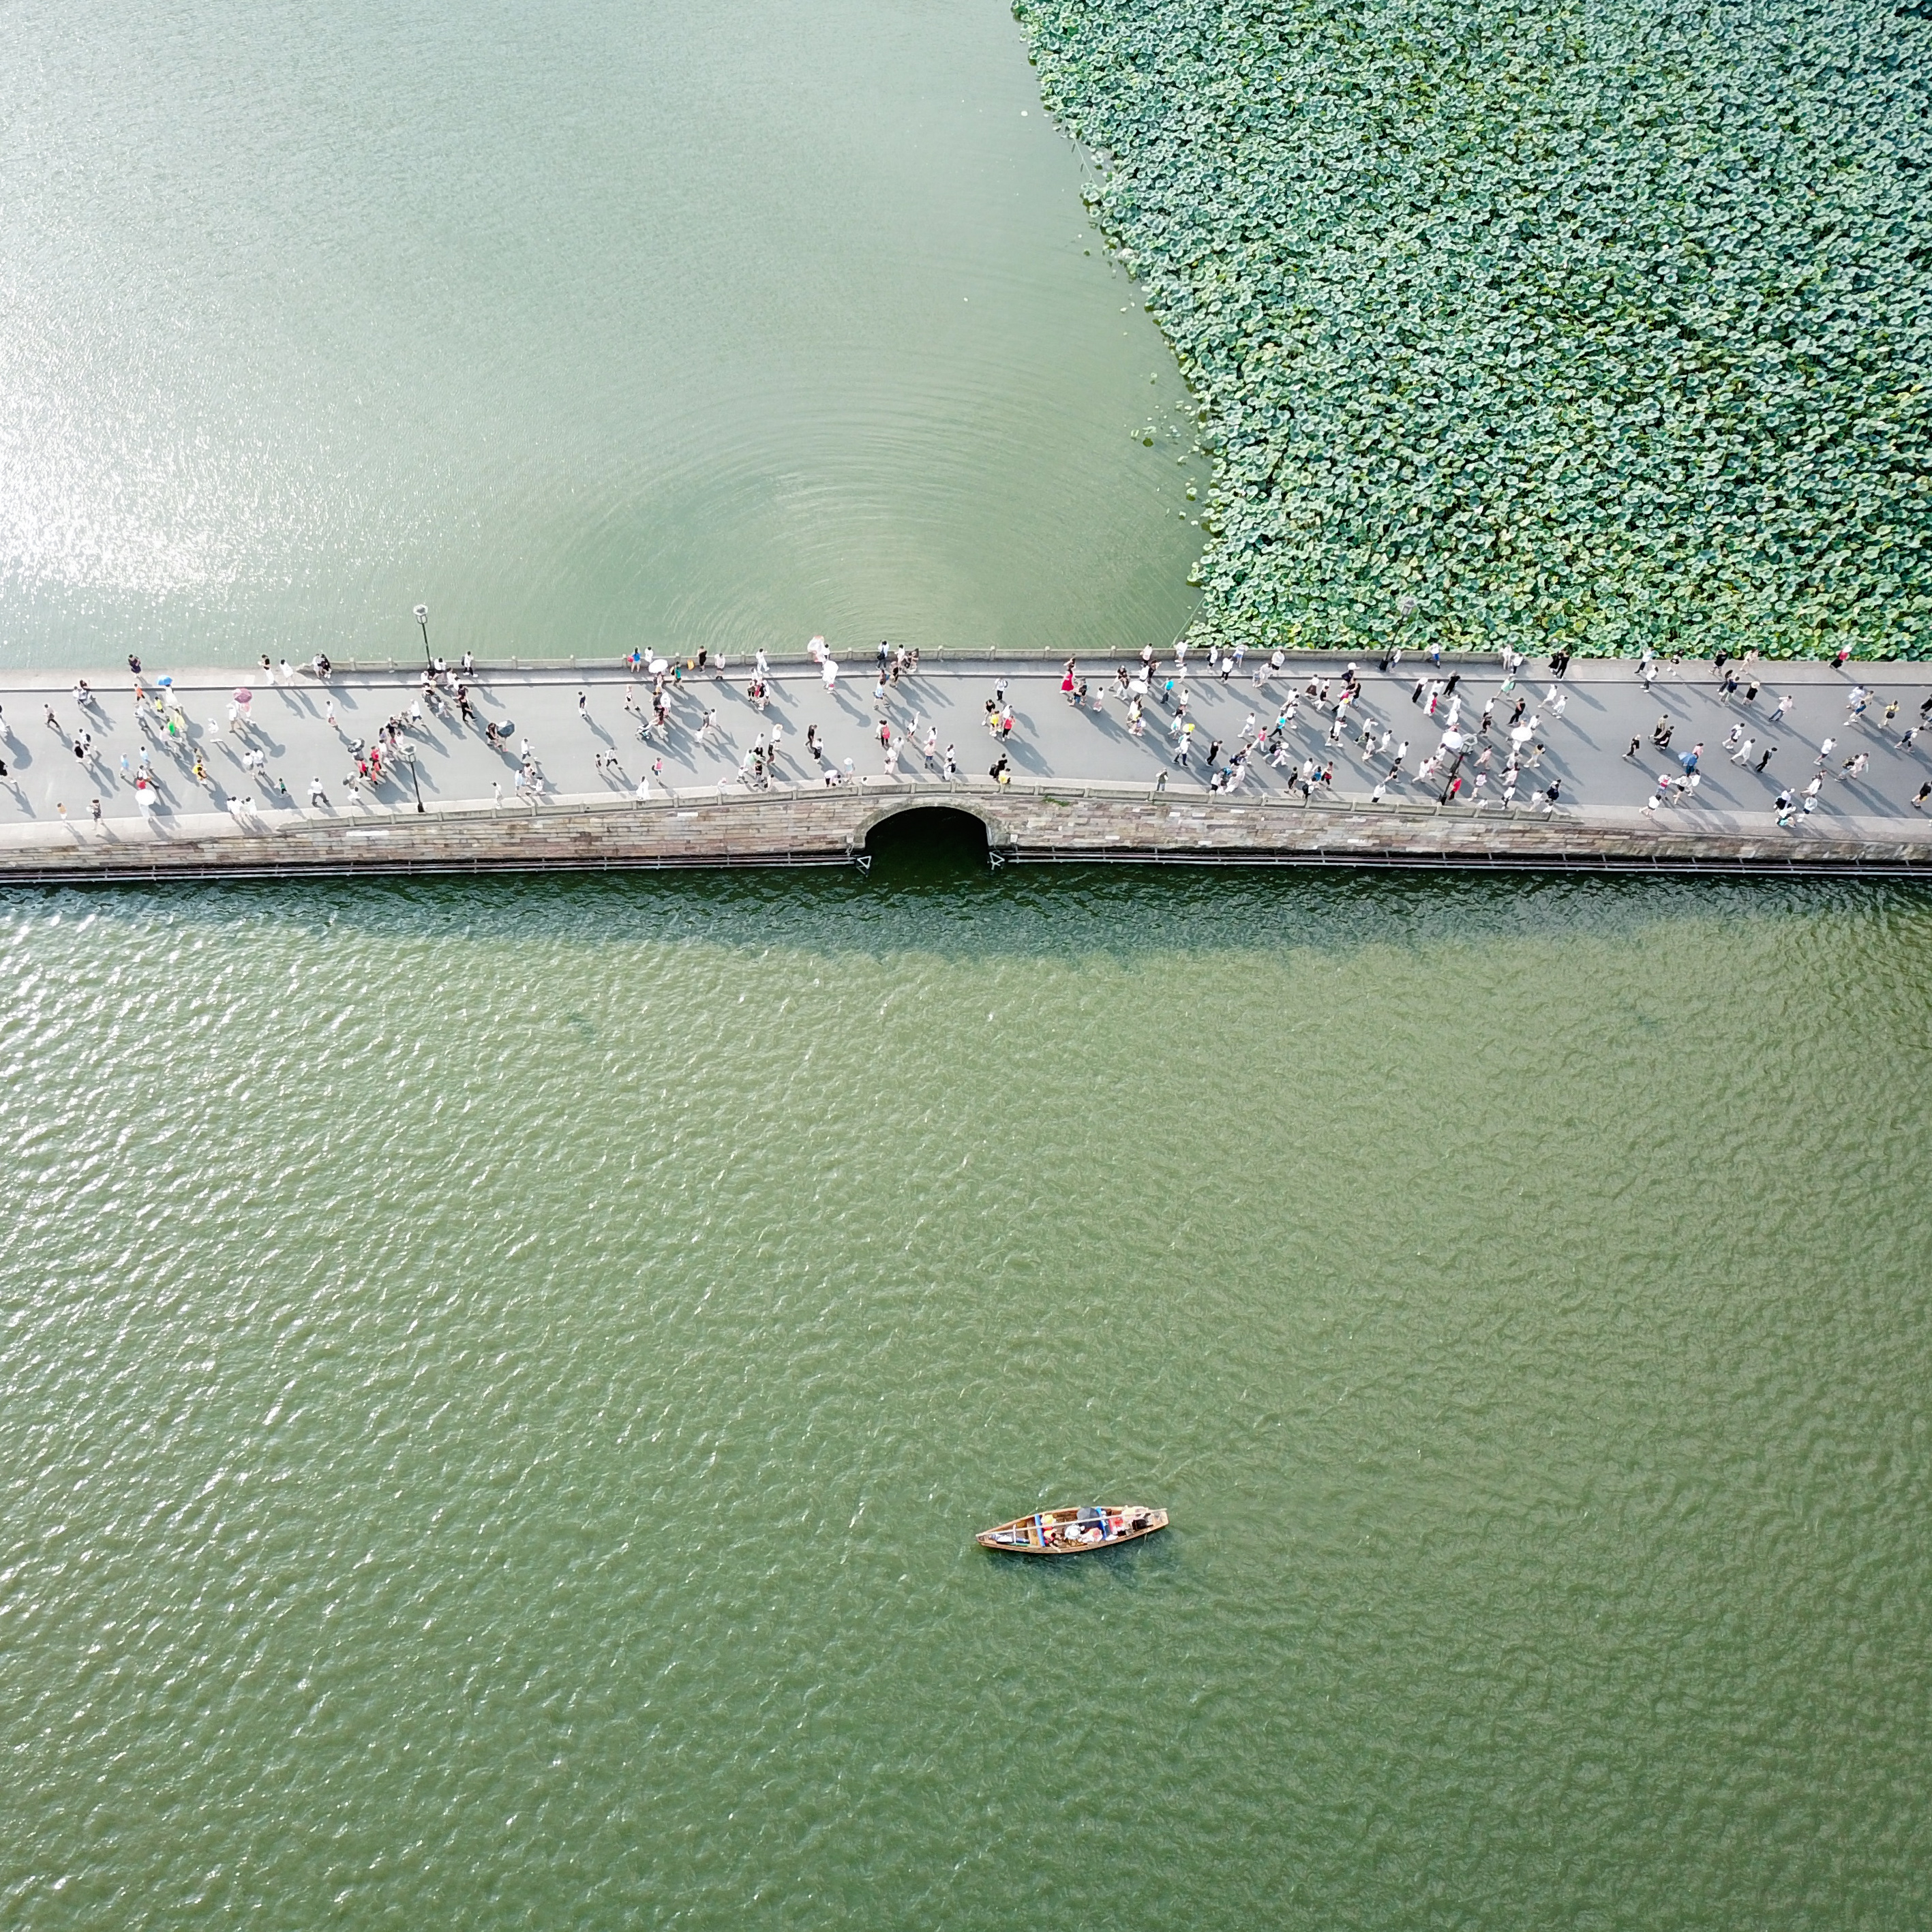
[{"xmin": 0, "ymin": 650, "xmax": 1928, "ymax": 844}]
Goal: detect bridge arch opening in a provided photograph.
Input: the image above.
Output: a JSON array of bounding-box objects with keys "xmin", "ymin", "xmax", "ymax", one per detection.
[{"xmin": 862, "ymin": 804, "xmax": 991, "ymax": 875}]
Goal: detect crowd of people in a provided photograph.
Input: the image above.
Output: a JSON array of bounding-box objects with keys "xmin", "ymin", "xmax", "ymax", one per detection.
[{"xmin": 3, "ymin": 636, "xmax": 1927, "ymax": 833}]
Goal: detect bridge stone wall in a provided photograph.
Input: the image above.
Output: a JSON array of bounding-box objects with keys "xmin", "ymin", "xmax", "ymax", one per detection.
[{"xmin": 0, "ymin": 784, "xmax": 1927, "ymax": 884}]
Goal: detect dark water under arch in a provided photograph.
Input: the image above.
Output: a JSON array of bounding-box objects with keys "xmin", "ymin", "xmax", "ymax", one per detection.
[{"xmin": 862, "ymin": 804, "xmax": 992, "ymax": 875}]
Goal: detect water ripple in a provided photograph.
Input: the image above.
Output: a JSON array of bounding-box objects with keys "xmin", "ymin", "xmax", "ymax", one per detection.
[{"xmin": 0, "ymin": 871, "xmax": 1928, "ymax": 1924}]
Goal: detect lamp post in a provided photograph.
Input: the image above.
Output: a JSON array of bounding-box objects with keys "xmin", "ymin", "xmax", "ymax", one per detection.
[
  {"xmin": 414, "ymin": 603, "xmax": 432, "ymax": 669},
  {"xmin": 406, "ymin": 746, "xmax": 425, "ymax": 815}
]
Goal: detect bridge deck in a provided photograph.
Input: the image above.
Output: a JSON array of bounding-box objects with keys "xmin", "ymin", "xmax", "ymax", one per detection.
[{"xmin": 1, "ymin": 651, "xmax": 1927, "ymax": 880}]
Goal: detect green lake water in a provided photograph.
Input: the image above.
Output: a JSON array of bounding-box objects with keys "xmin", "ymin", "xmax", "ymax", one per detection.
[
  {"xmin": 2, "ymin": 862, "xmax": 1929, "ymax": 1927},
  {"xmin": 0, "ymin": 0, "xmax": 1202, "ymax": 671}
]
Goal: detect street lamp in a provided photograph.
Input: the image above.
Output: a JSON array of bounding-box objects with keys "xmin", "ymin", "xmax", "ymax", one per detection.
[
  {"xmin": 414, "ymin": 603, "xmax": 432, "ymax": 668},
  {"xmin": 406, "ymin": 745, "xmax": 425, "ymax": 814}
]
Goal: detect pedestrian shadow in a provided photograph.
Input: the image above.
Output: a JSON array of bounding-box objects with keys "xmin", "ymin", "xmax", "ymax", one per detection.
[{"xmin": 1082, "ymin": 708, "xmax": 1135, "ymax": 744}]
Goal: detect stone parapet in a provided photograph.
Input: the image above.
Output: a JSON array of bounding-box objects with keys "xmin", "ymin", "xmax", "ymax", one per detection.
[{"xmin": 0, "ymin": 781, "xmax": 1925, "ymax": 884}]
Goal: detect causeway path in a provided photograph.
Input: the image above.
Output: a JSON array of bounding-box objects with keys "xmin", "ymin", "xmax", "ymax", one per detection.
[{"xmin": 0, "ymin": 650, "xmax": 1928, "ymax": 880}]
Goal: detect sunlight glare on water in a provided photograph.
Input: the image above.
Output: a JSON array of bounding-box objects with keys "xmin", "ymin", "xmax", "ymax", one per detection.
[{"xmin": 0, "ymin": 0, "xmax": 1203, "ymax": 670}]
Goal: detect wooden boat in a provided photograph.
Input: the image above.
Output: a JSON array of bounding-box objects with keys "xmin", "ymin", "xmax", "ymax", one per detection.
[{"xmin": 976, "ymin": 1504, "xmax": 1168, "ymax": 1556}]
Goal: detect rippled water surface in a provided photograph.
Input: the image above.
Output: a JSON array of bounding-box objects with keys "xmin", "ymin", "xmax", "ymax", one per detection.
[
  {"xmin": 2, "ymin": 862, "xmax": 1929, "ymax": 1927},
  {"xmin": 0, "ymin": 0, "xmax": 1202, "ymax": 669}
]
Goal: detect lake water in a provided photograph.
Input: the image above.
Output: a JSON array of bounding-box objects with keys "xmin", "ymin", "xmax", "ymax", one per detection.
[
  {"xmin": 0, "ymin": 0, "xmax": 1203, "ymax": 671},
  {"xmin": 2, "ymin": 862, "xmax": 1929, "ymax": 1927},
  {"xmin": 3, "ymin": 2, "xmax": 1929, "ymax": 1927}
]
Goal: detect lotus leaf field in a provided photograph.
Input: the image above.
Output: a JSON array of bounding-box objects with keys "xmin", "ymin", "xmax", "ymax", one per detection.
[{"xmin": 1014, "ymin": 0, "xmax": 1932, "ymax": 656}]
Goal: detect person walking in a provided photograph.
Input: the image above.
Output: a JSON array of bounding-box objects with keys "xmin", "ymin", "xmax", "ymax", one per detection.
[
  {"xmin": 1814, "ymin": 736, "xmax": 1835, "ymax": 766},
  {"xmin": 1770, "ymin": 692, "xmax": 1794, "ymax": 724},
  {"xmin": 1729, "ymin": 737, "xmax": 1755, "ymax": 766},
  {"xmin": 1756, "ymin": 744, "xmax": 1775, "ymax": 774}
]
